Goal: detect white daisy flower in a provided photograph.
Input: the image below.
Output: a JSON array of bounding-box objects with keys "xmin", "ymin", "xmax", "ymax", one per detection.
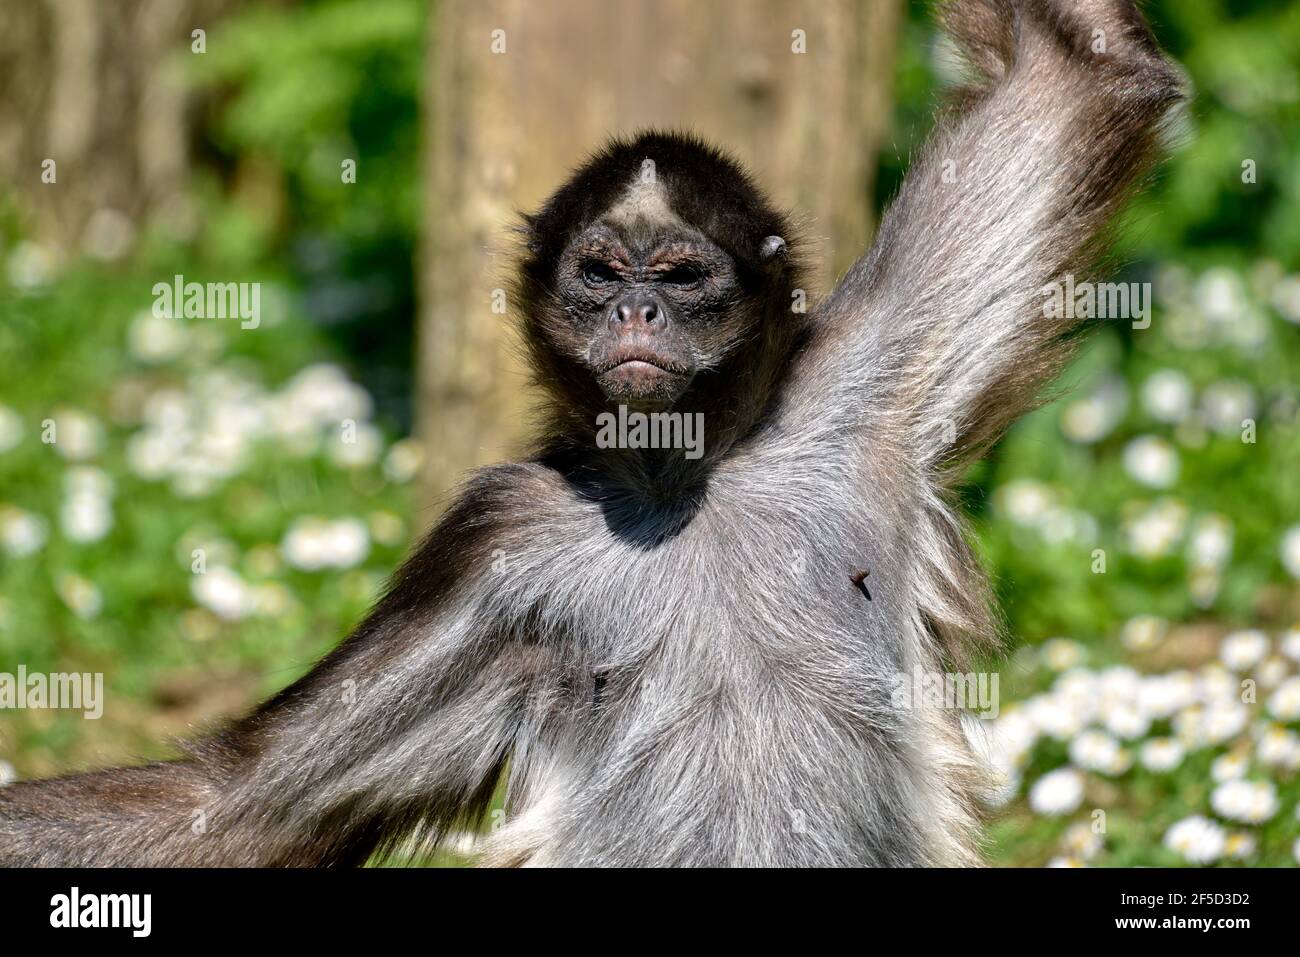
[
  {"xmin": 0, "ymin": 405, "xmax": 23, "ymax": 454},
  {"xmin": 1175, "ymin": 702, "xmax": 1249, "ymax": 748},
  {"xmin": 191, "ymin": 567, "xmax": 255, "ymax": 622},
  {"xmin": 1281, "ymin": 526, "xmax": 1300, "ymax": 580},
  {"xmin": 60, "ymin": 468, "xmax": 114, "ymax": 543},
  {"xmin": 1120, "ymin": 615, "xmax": 1167, "ymax": 652},
  {"xmin": 6, "ymin": 240, "xmax": 59, "ymax": 288},
  {"xmin": 1267, "ymin": 676, "xmax": 1300, "ymax": 722},
  {"xmin": 1164, "ymin": 815, "xmax": 1226, "ymax": 864},
  {"xmin": 1104, "ymin": 704, "xmax": 1151, "ymax": 741},
  {"xmin": 1061, "ymin": 377, "xmax": 1127, "ymax": 444},
  {"xmin": 1041, "ymin": 638, "xmax": 1086, "ymax": 671},
  {"xmin": 1272, "ymin": 274, "xmax": 1300, "ymax": 323},
  {"xmin": 55, "ymin": 573, "xmax": 103, "ymax": 620},
  {"xmin": 1202, "ymin": 703, "xmax": 1250, "ymax": 745},
  {"xmin": 1069, "ymin": 730, "xmax": 1129, "ymax": 775},
  {"xmin": 1140, "ymin": 369, "xmax": 1193, "ymax": 424},
  {"xmin": 1187, "ymin": 514, "xmax": 1232, "ymax": 569},
  {"xmin": 282, "ymin": 364, "xmax": 373, "ymax": 425},
  {"xmin": 1138, "ymin": 671, "xmax": 1198, "ymax": 719},
  {"xmin": 1211, "ymin": 753, "xmax": 1249, "ymax": 783},
  {"xmin": 1197, "ymin": 664, "xmax": 1240, "ymax": 703},
  {"xmin": 66, "ymin": 465, "xmax": 113, "ymax": 498},
  {"xmin": 996, "ymin": 479, "xmax": 1055, "ymax": 527},
  {"xmin": 1038, "ymin": 506, "xmax": 1098, "ymax": 546},
  {"xmin": 1026, "ymin": 694, "xmax": 1088, "ymax": 741},
  {"xmin": 382, "ymin": 438, "xmax": 424, "ymax": 484},
  {"xmin": 1280, "ymin": 627, "xmax": 1300, "ymax": 663},
  {"xmin": 1028, "ymin": 767, "xmax": 1085, "ymax": 816},
  {"xmin": 1098, "ymin": 666, "xmax": 1142, "ymax": 700},
  {"xmin": 1201, "ymin": 380, "xmax": 1256, "ymax": 436},
  {"xmin": 1196, "ymin": 268, "xmax": 1245, "ymax": 324},
  {"xmin": 82, "ymin": 207, "xmax": 135, "ymax": 261},
  {"xmin": 1139, "ymin": 738, "xmax": 1185, "ymax": 772},
  {"xmin": 1210, "ymin": 779, "xmax": 1278, "ymax": 824},
  {"xmin": 126, "ymin": 429, "xmax": 183, "ymax": 480},
  {"xmin": 1224, "ymin": 832, "xmax": 1256, "ymax": 861},
  {"xmin": 60, "ymin": 491, "xmax": 113, "ymax": 543},
  {"xmin": 1257, "ymin": 656, "xmax": 1289, "ymax": 690},
  {"xmin": 1123, "ymin": 435, "xmax": 1179, "ymax": 488},
  {"xmin": 1254, "ymin": 726, "xmax": 1300, "ymax": 770},
  {"xmin": 328, "ymin": 421, "xmax": 383, "ymax": 469},
  {"xmin": 0, "ymin": 506, "xmax": 48, "ymax": 557},
  {"xmin": 1046, "ymin": 856, "xmax": 1085, "ymax": 868},
  {"xmin": 368, "ymin": 511, "xmax": 406, "ymax": 548},
  {"xmin": 1220, "ymin": 630, "xmax": 1270, "ymax": 672},
  {"xmin": 264, "ymin": 396, "xmax": 319, "ymax": 456},
  {"xmin": 128, "ymin": 311, "xmax": 189, "ymax": 364},
  {"xmin": 1124, "ymin": 498, "xmax": 1187, "ymax": 559},
  {"xmin": 49, "ymin": 408, "xmax": 105, "ymax": 461},
  {"xmin": 1188, "ymin": 565, "xmax": 1222, "ymax": 609},
  {"xmin": 1061, "ymin": 821, "xmax": 1103, "ymax": 860},
  {"xmin": 281, "ymin": 517, "xmax": 371, "ymax": 571},
  {"xmin": 1054, "ymin": 668, "xmax": 1099, "ymax": 702}
]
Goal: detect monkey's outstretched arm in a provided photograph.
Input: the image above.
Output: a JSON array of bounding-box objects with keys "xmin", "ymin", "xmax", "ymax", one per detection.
[
  {"xmin": 809, "ymin": 0, "xmax": 1184, "ymax": 473},
  {"xmin": 0, "ymin": 469, "xmax": 536, "ymax": 866}
]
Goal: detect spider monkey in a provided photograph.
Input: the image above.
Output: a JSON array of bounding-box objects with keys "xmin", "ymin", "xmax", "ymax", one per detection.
[{"xmin": 0, "ymin": 0, "xmax": 1184, "ymax": 866}]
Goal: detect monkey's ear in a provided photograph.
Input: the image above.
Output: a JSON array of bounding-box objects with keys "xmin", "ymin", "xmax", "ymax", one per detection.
[{"xmin": 759, "ymin": 235, "xmax": 787, "ymax": 262}]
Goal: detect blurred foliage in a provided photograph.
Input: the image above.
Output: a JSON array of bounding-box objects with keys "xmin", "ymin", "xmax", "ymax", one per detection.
[
  {"xmin": 1131, "ymin": 0, "xmax": 1300, "ymax": 265},
  {"xmin": 186, "ymin": 0, "xmax": 425, "ymax": 426},
  {"xmin": 0, "ymin": 254, "xmax": 418, "ymax": 775}
]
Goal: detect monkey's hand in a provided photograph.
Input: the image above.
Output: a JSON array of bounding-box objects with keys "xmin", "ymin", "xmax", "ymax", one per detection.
[
  {"xmin": 0, "ymin": 466, "xmax": 538, "ymax": 866},
  {"xmin": 807, "ymin": 0, "xmax": 1185, "ymax": 475}
]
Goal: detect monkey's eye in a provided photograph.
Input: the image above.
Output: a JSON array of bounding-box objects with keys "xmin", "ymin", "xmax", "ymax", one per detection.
[
  {"xmin": 659, "ymin": 264, "xmax": 705, "ymax": 288},
  {"xmin": 581, "ymin": 262, "xmax": 620, "ymax": 287}
]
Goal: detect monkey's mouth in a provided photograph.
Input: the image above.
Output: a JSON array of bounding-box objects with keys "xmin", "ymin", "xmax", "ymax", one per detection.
[
  {"xmin": 609, "ymin": 358, "xmax": 669, "ymax": 375},
  {"xmin": 594, "ymin": 348, "xmax": 691, "ymax": 399},
  {"xmin": 596, "ymin": 345, "xmax": 689, "ymax": 375}
]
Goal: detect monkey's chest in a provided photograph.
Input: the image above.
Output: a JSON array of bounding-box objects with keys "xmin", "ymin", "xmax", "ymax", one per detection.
[
  {"xmin": 482, "ymin": 475, "xmax": 927, "ymax": 862},
  {"xmin": 492, "ymin": 530, "xmax": 917, "ymax": 865},
  {"xmin": 495, "ymin": 652, "xmax": 924, "ymax": 866}
]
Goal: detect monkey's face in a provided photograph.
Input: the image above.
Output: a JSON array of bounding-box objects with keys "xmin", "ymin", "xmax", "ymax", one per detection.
[
  {"xmin": 520, "ymin": 134, "xmax": 800, "ymax": 425},
  {"xmin": 554, "ymin": 219, "xmax": 742, "ymax": 407}
]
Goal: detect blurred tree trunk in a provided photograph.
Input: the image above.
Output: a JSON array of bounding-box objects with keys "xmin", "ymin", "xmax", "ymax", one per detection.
[
  {"xmin": 0, "ymin": 0, "xmax": 235, "ymax": 257},
  {"xmin": 418, "ymin": 0, "xmax": 901, "ymax": 516}
]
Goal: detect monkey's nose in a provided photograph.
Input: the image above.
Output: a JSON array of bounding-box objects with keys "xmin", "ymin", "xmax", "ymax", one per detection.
[{"xmin": 612, "ymin": 299, "xmax": 664, "ymax": 329}]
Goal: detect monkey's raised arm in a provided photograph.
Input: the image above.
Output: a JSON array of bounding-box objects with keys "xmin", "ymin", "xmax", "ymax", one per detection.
[
  {"xmin": 0, "ymin": 468, "xmax": 535, "ymax": 867},
  {"xmin": 806, "ymin": 0, "xmax": 1183, "ymax": 473}
]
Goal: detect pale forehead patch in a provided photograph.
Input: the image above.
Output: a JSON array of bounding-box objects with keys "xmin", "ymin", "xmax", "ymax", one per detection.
[{"xmin": 604, "ymin": 169, "xmax": 688, "ymax": 231}]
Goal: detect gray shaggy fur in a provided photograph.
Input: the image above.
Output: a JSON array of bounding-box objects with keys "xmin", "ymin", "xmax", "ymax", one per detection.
[{"xmin": 0, "ymin": 0, "xmax": 1183, "ymax": 867}]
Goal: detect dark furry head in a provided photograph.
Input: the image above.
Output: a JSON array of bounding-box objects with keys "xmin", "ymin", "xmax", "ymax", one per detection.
[
  {"xmin": 522, "ymin": 131, "xmax": 797, "ymax": 280},
  {"xmin": 515, "ymin": 131, "xmax": 808, "ymax": 454}
]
